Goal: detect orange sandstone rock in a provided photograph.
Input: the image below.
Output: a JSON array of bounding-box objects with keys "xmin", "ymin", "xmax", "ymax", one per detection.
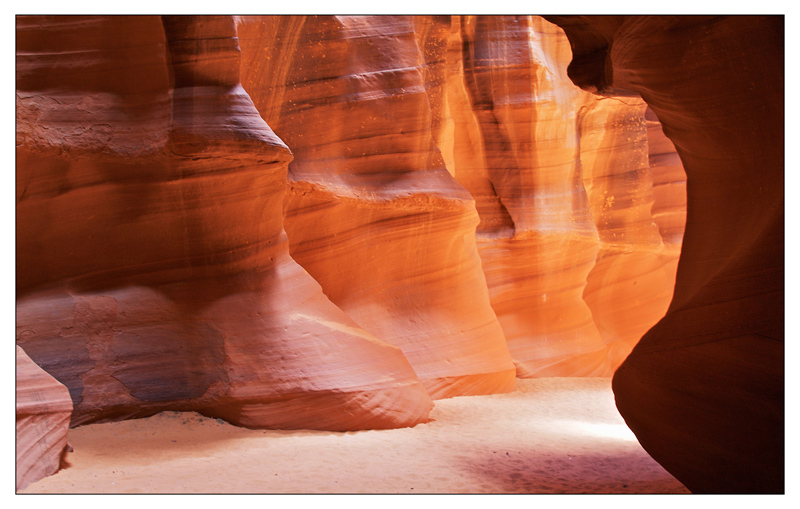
[
  {"xmin": 16, "ymin": 15, "xmax": 688, "ymax": 432},
  {"xmin": 447, "ymin": 16, "xmax": 609, "ymax": 376},
  {"xmin": 646, "ymin": 106, "xmax": 687, "ymax": 246},
  {"xmin": 579, "ymin": 94, "xmax": 681, "ymax": 370},
  {"xmin": 417, "ymin": 15, "xmax": 682, "ymax": 376},
  {"xmin": 16, "ymin": 14, "xmax": 701, "ymax": 488},
  {"xmin": 238, "ymin": 15, "xmax": 517, "ymax": 398},
  {"xmin": 16, "ymin": 15, "xmax": 432, "ymax": 431},
  {"xmin": 16, "ymin": 346, "xmax": 73, "ymax": 491}
]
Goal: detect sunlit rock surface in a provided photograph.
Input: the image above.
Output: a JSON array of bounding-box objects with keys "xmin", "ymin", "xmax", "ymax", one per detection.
[
  {"xmin": 646, "ymin": 107, "xmax": 687, "ymax": 246},
  {"xmin": 579, "ymin": 95, "xmax": 682, "ymax": 371},
  {"xmin": 16, "ymin": 346, "xmax": 73, "ymax": 491},
  {"xmin": 415, "ymin": 16, "xmax": 681, "ymax": 376},
  {"xmin": 17, "ymin": 14, "xmax": 704, "ymax": 488},
  {"xmin": 238, "ymin": 15, "xmax": 517, "ymax": 398},
  {"xmin": 16, "ymin": 15, "xmax": 433, "ymax": 432},
  {"xmin": 549, "ymin": 14, "xmax": 784, "ymax": 493}
]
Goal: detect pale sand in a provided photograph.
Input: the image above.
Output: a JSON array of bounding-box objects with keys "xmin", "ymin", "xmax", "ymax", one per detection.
[{"xmin": 22, "ymin": 378, "xmax": 689, "ymax": 494}]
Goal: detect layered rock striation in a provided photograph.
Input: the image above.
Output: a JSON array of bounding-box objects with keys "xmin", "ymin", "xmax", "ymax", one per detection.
[
  {"xmin": 549, "ymin": 15, "xmax": 784, "ymax": 493},
  {"xmin": 579, "ymin": 96, "xmax": 683, "ymax": 371},
  {"xmin": 16, "ymin": 15, "xmax": 703, "ymax": 483},
  {"xmin": 16, "ymin": 15, "xmax": 433, "ymax": 432},
  {"xmin": 413, "ymin": 16, "xmax": 682, "ymax": 376},
  {"xmin": 16, "ymin": 345, "xmax": 73, "ymax": 491},
  {"xmin": 237, "ymin": 16, "xmax": 518, "ymax": 398}
]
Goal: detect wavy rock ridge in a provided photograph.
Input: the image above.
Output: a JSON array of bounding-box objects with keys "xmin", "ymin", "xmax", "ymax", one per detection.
[
  {"xmin": 412, "ymin": 16, "xmax": 684, "ymax": 376},
  {"xmin": 237, "ymin": 16, "xmax": 518, "ymax": 398},
  {"xmin": 548, "ymin": 14, "xmax": 784, "ymax": 493},
  {"xmin": 17, "ymin": 14, "xmax": 703, "ymax": 489},
  {"xmin": 16, "ymin": 345, "xmax": 73, "ymax": 491},
  {"xmin": 16, "ymin": 16, "xmax": 433, "ymax": 440}
]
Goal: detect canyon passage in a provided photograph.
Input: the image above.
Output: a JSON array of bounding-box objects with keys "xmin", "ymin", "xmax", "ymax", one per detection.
[{"xmin": 16, "ymin": 15, "xmax": 783, "ymax": 494}]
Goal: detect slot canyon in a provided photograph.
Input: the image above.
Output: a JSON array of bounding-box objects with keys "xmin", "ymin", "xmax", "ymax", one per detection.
[{"xmin": 15, "ymin": 14, "xmax": 783, "ymax": 494}]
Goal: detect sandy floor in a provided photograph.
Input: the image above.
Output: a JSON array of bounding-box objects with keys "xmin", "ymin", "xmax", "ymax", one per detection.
[{"xmin": 21, "ymin": 377, "xmax": 689, "ymax": 494}]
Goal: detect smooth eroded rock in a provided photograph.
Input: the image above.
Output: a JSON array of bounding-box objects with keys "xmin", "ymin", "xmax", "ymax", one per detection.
[
  {"xmin": 16, "ymin": 346, "xmax": 73, "ymax": 491},
  {"xmin": 238, "ymin": 15, "xmax": 517, "ymax": 398},
  {"xmin": 418, "ymin": 15, "xmax": 682, "ymax": 376},
  {"xmin": 16, "ymin": 15, "xmax": 433, "ymax": 432},
  {"xmin": 549, "ymin": 14, "xmax": 784, "ymax": 493}
]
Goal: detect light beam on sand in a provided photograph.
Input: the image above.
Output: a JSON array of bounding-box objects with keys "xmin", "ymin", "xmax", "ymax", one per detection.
[
  {"xmin": 555, "ymin": 420, "xmax": 639, "ymax": 441},
  {"xmin": 22, "ymin": 378, "xmax": 686, "ymax": 493}
]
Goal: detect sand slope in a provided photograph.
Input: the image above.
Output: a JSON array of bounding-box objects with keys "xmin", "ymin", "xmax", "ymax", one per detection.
[{"xmin": 21, "ymin": 378, "xmax": 688, "ymax": 494}]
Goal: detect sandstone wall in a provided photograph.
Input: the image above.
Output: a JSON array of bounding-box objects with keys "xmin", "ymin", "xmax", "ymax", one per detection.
[
  {"xmin": 549, "ymin": 14, "xmax": 784, "ymax": 493},
  {"xmin": 16, "ymin": 346, "xmax": 73, "ymax": 491},
  {"xmin": 237, "ymin": 16, "xmax": 517, "ymax": 398},
  {"xmin": 17, "ymin": 15, "xmax": 688, "ymax": 437},
  {"xmin": 412, "ymin": 16, "xmax": 682, "ymax": 375},
  {"xmin": 16, "ymin": 15, "xmax": 433, "ymax": 432}
]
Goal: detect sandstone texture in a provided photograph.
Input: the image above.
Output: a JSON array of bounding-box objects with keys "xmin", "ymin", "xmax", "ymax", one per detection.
[
  {"xmin": 549, "ymin": 15, "xmax": 784, "ymax": 493},
  {"xmin": 241, "ymin": 15, "xmax": 685, "ymax": 382},
  {"xmin": 16, "ymin": 15, "xmax": 433, "ymax": 432},
  {"xmin": 414, "ymin": 16, "xmax": 682, "ymax": 376},
  {"xmin": 16, "ymin": 14, "xmax": 706, "ymax": 489},
  {"xmin": 16, "ymin": 345, "xmax": 73, "ymax": 491},
  {"xmin": 237, "ymin": 16, "xmax": 517, "ymax": 398}
]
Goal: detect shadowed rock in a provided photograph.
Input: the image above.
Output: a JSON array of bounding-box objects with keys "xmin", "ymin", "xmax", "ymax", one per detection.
[{"xmin": 548, "ymin": 14, "xmax": 784, "ymax": 493}]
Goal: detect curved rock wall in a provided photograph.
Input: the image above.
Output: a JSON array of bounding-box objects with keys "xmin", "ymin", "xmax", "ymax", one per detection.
[
  {"xmin": 237, "ymin": 15, "xmax": 518, "ymax": 398},
  {"xmin": 412, "ymin": 16, "xmax": 682, "ymax": 376},
  {"xmin": 548, "ymin": 14, "xmax": 784, "ymax": 493},
  {"xmin": 579, "ymin": 96, "xmax": 682, "ymax": 370},
  {"xmin": 17, "ymin": 14, "xmax": 690, "ymax": 443},
  {"xmin": 442, "ymin": 16, "xmax": 608, "ymax": 376},
  {"xmin": 646, "ymin": 107, "xmax": 687, "ymax": 246},
  {"xmin": 16, "ymin": 15, "xmax": 433, "ymax": 431},
  {"xmin": 16, "ymin": 346, "xmax": 73, "ymax": 491}
]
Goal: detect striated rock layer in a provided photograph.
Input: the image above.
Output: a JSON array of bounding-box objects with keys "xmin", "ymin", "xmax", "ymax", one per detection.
[
  {"xmin": 16, "ymin": 15, "xmax": 433, "ymax": 431},
  {"xmin": 549, "ymin": 15, "xmax": 784, "ymax": 493},
  {"xmin": 17, "ymin": 15, "xmax": 688, "ymax": 432},
  {"xmin": 16, "ymin": 346, "xmax": 74, "ymax": 491},
  {"xmin": 237, "ymin": 14, "xmax": 682, "ymax": 388},
  {"xmin": 645, "ymin": 107, "xmax": 687, "ymax": 246},
  {"xmin": 237, "ymin": 15, "xmax": 517, "ymax": 398},
  {"xmin": 579, "ymin": 95, "xmax": 682, "ymax": 370},
  {"xmin": 435, "ymin": 16, "xmax": 608, "ymax": 376},
  {"xmin": 16, "ymin": 14, "xmax": 702, "ymax": 488},
  {"xmin": 16, "ymin": 15, "xmax": 691, "ymax": 431},
  {"xmin": 414, "ymin": 15, "xmax": 682, "ymax": 376}
]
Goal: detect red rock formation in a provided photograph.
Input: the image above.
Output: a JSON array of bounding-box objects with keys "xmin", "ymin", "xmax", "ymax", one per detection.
[
  {"xmin": 415, "ymin": 15, "xmax": 682, "ymax": 376},
  {"xmin": 16, "ymin": 15, "xmax": 432, "ymax": 431},
  {"xmin": 16, "ymin": 346, "xmax": 73, "ymax": 491},
  {"xmin": 438, "ymin": 16, "xmax": 609, "ymax": 376},
  {"xmin": 645, "ymin": 107, "xmax": 687, "ymax": 246},
  {"xmin": 579, "ymin": 96, "xmax": 681, "ymax": 370},
  {"xmin": 18, "ymin": 15, "xmax": 685, "ymax": 424},
  {"xmin": 548, "ymin": 14, "xmax": 784, "ymax": 493},
  {"xmin": 237, "ymin": 15, "xmax": 517, "ymax": 398},
  {"xmin": 17, "ymin": 14, "xmax": 699, "ymax": 487}
]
